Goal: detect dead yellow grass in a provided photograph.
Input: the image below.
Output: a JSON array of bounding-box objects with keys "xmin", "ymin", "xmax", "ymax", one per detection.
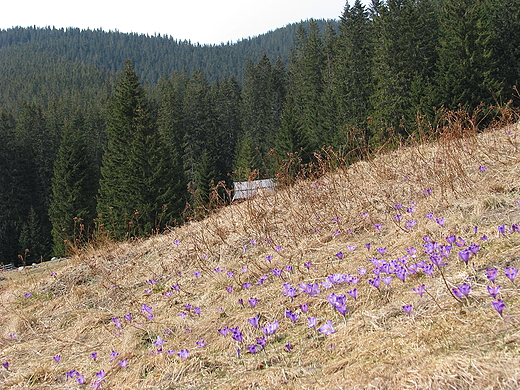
[{"xmin": 1, "ymin": 120, "xmax": 520, "ymax": 389}]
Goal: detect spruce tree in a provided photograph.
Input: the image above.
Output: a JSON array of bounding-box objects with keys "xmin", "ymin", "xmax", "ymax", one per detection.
[
  {"xmin": 436, "ymin": 0, "xmax": 500, "ymax": 109},
  {"xmin": 335, "ymin": 0, "xmax": 374, "ymax": 134},
  {"xmin": 98, "ymin": 60, "xmax": 174, "ymax": 237},
  {"xmin": 49, "ymin": 116, "xmax": 98, "ymax": 256}
]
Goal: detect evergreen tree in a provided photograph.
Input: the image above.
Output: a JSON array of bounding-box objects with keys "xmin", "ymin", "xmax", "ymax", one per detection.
[
  {"xmin": 240, "ymin": 54, "xmax": 285, "ymax": 177},
  {"xmin": 49, "ymin": 116, "xmax": 98, "ymax": 256},
  {"xmin": 0, "ymin": 112, "xmax": 18, "ymax": 265},
  {"xmin": 12, "ymin": 102, "xmax": 54, "ymax": 263},
  {"xmin": 335, "ymin": 0, "xmax": 374, "ymax": 134},
  {"xmin": 98, "ymin": 60, "xmax": 174, "ymax": 237},
  {"xmin": 370, "ymin": 0, "xmax": 440, "ymax": 144},
  {"xmin": 436, "ymin": 0, "xmax": 500, "ymax": 109},
  {"xmin": 157, "ymin": 73, "xmax": 189, "ymax": 222},
  {"xmin": 211, "ymin": 76, "xmax": 242, "ymax": 185},
  {"xmin": 286, "ymin": 20, "xmax": 326, "ymax": 150},
  {"xmin": 182, "ymin": 70, "xmax": 216, "ymax": 186}
]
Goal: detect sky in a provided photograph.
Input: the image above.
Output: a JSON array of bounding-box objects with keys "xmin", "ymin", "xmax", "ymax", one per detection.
[{"xmin": 1, "ymin": 0, "xmax": 355, "ymax": 45}]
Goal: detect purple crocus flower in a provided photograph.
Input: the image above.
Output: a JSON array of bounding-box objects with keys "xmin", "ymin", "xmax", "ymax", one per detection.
[
  {"xmin": 374, "ymin": 223, "xmax": 382, "ymax": 231},
  {"xmin": 256, "ymin": 336, "xmax": 266, "ymax": 347},
  {"xmin": 196, "ymin": 338, "xmax": 206, "ymax": 348},
  {"xmin": 498, "ymin": 225, "xmax": 506, "ymax": 235},
  {"xmin": 458, "ymin": 249, "xmax": 471, "ymax": 264},
  {"xmin": 335, "ymin": 252, "xmax": 343, "ymax": 260},
  {"xmin": 368, "ymin": 277, "xmax": 381, "ymax": 291},
  {"xmin": 486, "ymin": 268, "xmax": 498, "ymax": 282},
  {"xmin": 452, "ymin": 283, "xmax": 471, "ymax": 299},
  {"xmin": 304, "ymin": 261, "xmax": 313, "ymax": 270},
  {"xmin": 248, "ymin": 316, "xmax": 259, "ymax": 328},
  {"xmin": 248, "ymin": 297, "xmax": 258, "ymax": 308},
  {"xmin": 285, "ymin": 341, "xmax": 292, "ymax": 352},
  {"xmin": 411, "ymin": 284, "xmax": 425, "ymax": 298},
  {"xmin": 468, "ymin": 243, "xmax": 480, "ymax": 255},
  {"xmin": 282, "ymin": 283, "xmax": 298, "ymax": 300},
  {"xmin": 382, "ymin": 276, "xmax": 392, "ymax": 287},
  {"xmin": 218, "ymin": 327, "xmax": 229, "ymax": 337},
  {"xmin": 347, "ymin": 288, "xmax": 358, "ymax": 300},
  {"xmin": 430, "ymin": 253, "xmax": 447, "ymax": 268},
  {"xmin": 247, "ymin": 345, "xmax": 259, "ymax": 354},
  {"xmin": 2, "ymin": 362, "xmax": 8, "ymax": 370},
  {"xmin": 262, "ymin": 321, "xmax": 279, "ymax": 336},
  {"xmin": 271, "ymin": 268, "xmax": 283, "ymax": 277},
  {"xmin": 178, "ymin": 349, "xmax": 189, "ymax": 359},
  {"xmin": 402, "ymin": 304, "xmax": 413, "ymax": 316},
  {"xmin": 318, "ymin": 320, "xmax": 336, "ymax": 335},
  {"xmin": 265, "ymin": 255, "xmax": 272, "ymax": 263},
  {"xmin": 231, "ymin": 329, "xmax": 243, "ymax": 343},
  {"xmin": 285, "ymin": 309, "xmax": 300, "ymax": 323},
  {"xmin": 109, "ymin": 350, "xmax": 119, "ymax": 361},
  {"xmin": 53, "ymin": 355, "xmax": 61, "ymax": 363},
  {"xmin": 154, "ymin": 336, "xmax": 165, "ymax": 347},
  {"xmin": 225, "ymin": 286, "xmax": 233, "ymax": 293},
  {"xmin": 446, "ymin": 235, "xmax": 456, "ymax": 244},
  {"xmin": 492, "ymin": 299, "xmax": 506, "ymax": 317},
  {"xmin": 118, "ymin": 359, "xmax": 128, "ymax": 368},
  {"xmin": 505, "ymin": 267, "xmax": 519, "ymax": 283},
  {"xmin": 487, "ymin": 285, "xmax": 501, "ymax": 299},
  {"xmin": 307, "ymin": 317, "xmax": 318, "ymax": 328},
  {"xmin": 299, "ymin": 302, "xmax": 309, "ymax": 313}
]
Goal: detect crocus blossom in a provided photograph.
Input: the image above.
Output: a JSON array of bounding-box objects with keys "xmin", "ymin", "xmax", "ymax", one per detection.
[{"xmin": 318, "ymin": 320, "xmax": 336, "ymax": 335}]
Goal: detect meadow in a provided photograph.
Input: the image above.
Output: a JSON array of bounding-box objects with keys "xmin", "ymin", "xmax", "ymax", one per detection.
[{"xmin": 1, "ymin": 110, "xmax": 520, "ymax": 389}]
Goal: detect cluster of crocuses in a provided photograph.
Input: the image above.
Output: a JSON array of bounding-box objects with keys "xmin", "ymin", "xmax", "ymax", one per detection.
[{"xmin": 8, "ymin": 196, "xmax": 519, "ymax": 390}]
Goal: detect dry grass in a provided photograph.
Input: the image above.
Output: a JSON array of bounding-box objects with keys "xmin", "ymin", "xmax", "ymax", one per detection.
[{"xmin": 1, "ymin": 119, "xmax": 520, "ymax": 389}]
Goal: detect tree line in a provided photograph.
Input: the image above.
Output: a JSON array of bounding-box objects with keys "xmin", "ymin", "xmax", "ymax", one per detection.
[{"xmin": 0, "ymin": 0, "xmax": 519, "ymax": 266}]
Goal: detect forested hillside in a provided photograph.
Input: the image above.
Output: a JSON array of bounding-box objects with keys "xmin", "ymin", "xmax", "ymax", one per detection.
[{"xmin": 0, "ymin": 0, "xmax": 519, "ymax": 267}]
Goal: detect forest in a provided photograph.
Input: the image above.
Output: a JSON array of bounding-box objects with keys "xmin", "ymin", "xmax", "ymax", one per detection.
[{"xmin": 0, "ymin": 0, "xmax": 519, "ymax": 266}]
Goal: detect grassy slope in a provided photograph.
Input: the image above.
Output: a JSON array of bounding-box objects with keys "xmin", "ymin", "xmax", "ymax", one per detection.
[{"xmin": 1, "ymin": 119, "xmax": 520, "ymax": 389}]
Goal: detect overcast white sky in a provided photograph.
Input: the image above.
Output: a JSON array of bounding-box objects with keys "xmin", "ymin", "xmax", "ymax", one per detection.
[{"xmin": 1, "ymin": 0, "xmax": 362, "ymax": 45}]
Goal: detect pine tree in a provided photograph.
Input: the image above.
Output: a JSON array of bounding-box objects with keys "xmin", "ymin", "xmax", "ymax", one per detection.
[
  {"xmin": 98, "ymin": 60, "xmax": 174, "ymax": 237},
  {"xmin": 49, "ymin": 116, "xmax": 98, "ymax": 256}
]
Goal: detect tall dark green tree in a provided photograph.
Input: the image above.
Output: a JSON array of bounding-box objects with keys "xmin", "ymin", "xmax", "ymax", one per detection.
[
  {"xmin": 98, "ymin": 60, "xmax": 176, "ymax": 237},
  {"xmin": 211, "ymin": 76, "xmax": 242, "ymax": 185},
  {"xmin": 286, "ymin": 20, "xmax": 326, "ymax": 151},
  {"xmin": 335, "ymin": 0, "xmax": 374, "ymax": 134},
  {"xmin": 370, "ymin": 0, "xmax": 440, "ymax": 144},
  {"xmin": 240, "ymin": 53, "xmax": 285, "ymax": 177},
  {"xmin": 0, "ymin": 112, "xmax": 18, "ymax": 264},
  {"xmin": 157, "ymin": 72, "xmax": 189, "ymax": 221},
  {"xmin": 436, "ymin": 0, "xmax": 500, "ymax": 109},
  {"xmin": 489, "ymin": 0, "xmax": 520, "ymax": 105},
  {"xmin": 49, "ymin": 116, "xmax": 98, "ymax": 256},
  {"xmin": 12, "ymin": 102, "xmax": 55, "ymax": 263}
]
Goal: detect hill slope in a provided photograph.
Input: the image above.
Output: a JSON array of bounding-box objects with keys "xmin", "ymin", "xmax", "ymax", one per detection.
[{"xmin": 1, "ymin": 118, "xmax": 520, "ymax": 389}]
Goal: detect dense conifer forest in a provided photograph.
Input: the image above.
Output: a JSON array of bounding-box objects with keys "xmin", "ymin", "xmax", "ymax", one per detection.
[{"xmin": 0, "ymin": 0, "xmax": 519, "ymax": 266}]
